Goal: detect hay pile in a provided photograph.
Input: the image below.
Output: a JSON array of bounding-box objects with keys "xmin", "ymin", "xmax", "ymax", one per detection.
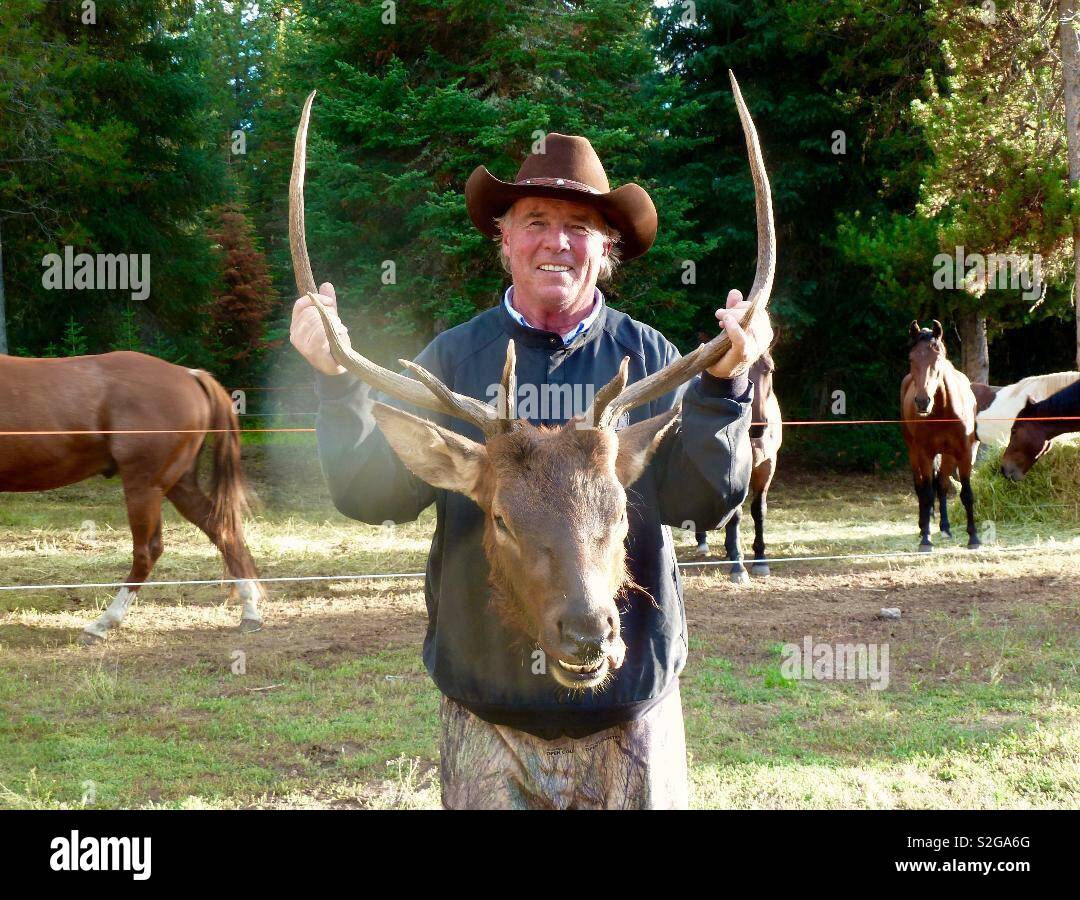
[{"xmin": 972, "ymin": 439, "xmax": 1080, "ymax": 526}]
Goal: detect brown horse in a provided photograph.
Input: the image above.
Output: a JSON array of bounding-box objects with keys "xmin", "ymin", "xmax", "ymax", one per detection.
[
  {"xmin": 0, "ymin": 351, "xmax": 265, "ymax": 642},
  {"xmin": 694, "ymin": 350, "xmax": 782, "ymax": 582},
  {"xmin": 900, "ymin": 320, "xmax": 981, "ymax": 551},
  {"xmin": 1001, "ymin": 379, "xmax": 1080, "ymax": 480}
]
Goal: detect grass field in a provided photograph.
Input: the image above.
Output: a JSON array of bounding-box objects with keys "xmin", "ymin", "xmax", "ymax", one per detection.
[{"xmin": 0, "ymin": 439, "xmax": 1077, "ymax": 809}]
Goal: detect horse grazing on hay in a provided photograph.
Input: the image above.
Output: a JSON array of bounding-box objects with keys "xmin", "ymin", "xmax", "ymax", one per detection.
[
  {"xmin": 694, "ymin": 350, "xmax": 782, "ymax": 583},
  {"xmin": 900, "ymin": 320, "xmax": 981, "ymax": 551},
  {"xmin": 1001, "ymin": 379, "xmax": 1080, "ymax": 480},
  {"xmin": 0, "ymin": 351, "xmax": 266, "ymax": 643}
]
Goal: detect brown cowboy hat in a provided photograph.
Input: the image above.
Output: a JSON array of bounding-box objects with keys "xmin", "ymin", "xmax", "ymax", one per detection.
[{"xmin": 465, "ymin": 133, "xmax": 658, "ymax": 260}]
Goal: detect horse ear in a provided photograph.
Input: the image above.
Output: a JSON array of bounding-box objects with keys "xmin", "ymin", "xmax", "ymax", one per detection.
[
  {"xmin": 908, "ymin": 320, "xmax": 920, "ymax": 340},
  {"xmin": 931, "ymin": 319, "xmax": 944, "ymax": 339}
]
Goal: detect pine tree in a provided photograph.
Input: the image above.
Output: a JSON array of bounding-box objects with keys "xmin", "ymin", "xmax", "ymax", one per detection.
[{"xmin": 206, "ymin": 201, "xmax": 276, "ymax": 381}]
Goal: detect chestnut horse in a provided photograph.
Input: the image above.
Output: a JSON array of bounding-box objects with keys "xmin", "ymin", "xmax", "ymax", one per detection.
[
  {"xmin": 1001, "ymin": 379, "xmax": 1080, "ymax": 480},
  {"xmin": 900, "ymin": 320, "xmax": 981, "ymax": 551},
  {"xmin": 0, "ymin": 351, "xmax": 265, "ymax": 642},
  {"xmin": 694, "ymin": 350, "xmax": 782, "ymax": 582}
]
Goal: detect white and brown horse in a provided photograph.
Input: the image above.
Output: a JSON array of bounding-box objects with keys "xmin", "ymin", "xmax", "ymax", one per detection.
[{"xmin": 0, "ymin": 351, "xmax": 265, "ymax": 642}]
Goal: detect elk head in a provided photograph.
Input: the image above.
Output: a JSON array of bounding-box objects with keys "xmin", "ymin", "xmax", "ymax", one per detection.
[
  {"xmin": 908, "ymin": 319, "xmax": 946, "ymax": 416},
  {"xmin": 289, "ymin": 73, "xmax": 774, "ymax": 690}
]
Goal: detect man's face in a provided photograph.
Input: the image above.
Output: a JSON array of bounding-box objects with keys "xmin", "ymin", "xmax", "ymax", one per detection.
[{"xmin": 501, "ymin": 197, "xmax": 612, "ymax": 311}]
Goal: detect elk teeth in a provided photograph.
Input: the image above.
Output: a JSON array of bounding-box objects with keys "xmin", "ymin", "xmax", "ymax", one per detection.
[{"xmin": 557, "ymin": 659, "xmax": 604, "ymax": 674}]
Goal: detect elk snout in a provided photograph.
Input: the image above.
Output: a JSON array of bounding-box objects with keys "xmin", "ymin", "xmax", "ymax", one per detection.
[
  {"xmin": 557, "ymin": 610, "xmax": 617, "ymax": 663},
  {"xmin": 544, "ymin": 598, "xmax": 625, "ymax": 690}
]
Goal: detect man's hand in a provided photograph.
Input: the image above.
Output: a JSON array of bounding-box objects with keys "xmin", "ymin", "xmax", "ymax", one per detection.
[
  {"xmin": 290, "ymin": 282, "xmax": 348, "ymax": 376},
  {"xmin": 705, "ymin": 288, "xmax": 773, "ymax": 380}
]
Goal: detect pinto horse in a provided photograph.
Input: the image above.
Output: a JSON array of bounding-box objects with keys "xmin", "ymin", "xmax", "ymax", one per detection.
[
  {"xmin": 694, "ymin": 350, "xmax": 782, "ymax": 582},
  {"xmin": 900, "ymin": 320, "xmax": 981, "ymax": 551},
  {"xmin": 1001, "ymin": 379, "xmax": 1080, "ymax": 480},
  {"xmin": 0, "ymin": 351, "xmax": 266, "ymax": 642}
]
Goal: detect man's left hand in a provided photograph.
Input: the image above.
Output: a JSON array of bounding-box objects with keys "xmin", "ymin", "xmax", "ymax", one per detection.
[{"xmin": 705, "ymin": 288, "xmax": 773, "ymax": 380}]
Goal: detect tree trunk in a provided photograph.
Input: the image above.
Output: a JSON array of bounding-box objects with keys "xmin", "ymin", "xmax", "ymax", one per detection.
[
  {"xmin": 957, "ymin": 308, "xmax": 989, "ymax": 384},
  {"xmin": 0, "ymin": 219, "xmax": 7, "ymax": 355},
  {"xmin": 1061, "ymin": 0, "xmax": 1080, "ymax": 369}
]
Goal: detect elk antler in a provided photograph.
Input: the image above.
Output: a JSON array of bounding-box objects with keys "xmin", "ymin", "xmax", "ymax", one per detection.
[
  {"xmin": 289, "ymin": 90, "xmax": 517, "ymax": 437},
  {"xmin": 584, "ymin": 71, "xmax": 776, "ymax": 429}
]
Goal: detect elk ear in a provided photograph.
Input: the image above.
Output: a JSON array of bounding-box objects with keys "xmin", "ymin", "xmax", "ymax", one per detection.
[
  {"xmin": 931, "ymin": 319, "xmax": 944, "ymax": 339},
  {"xmin": 614, "ymin": 408, "xmax": 680, "ymax": 487},
  {"xmin": 372, "ymin": 403, "xmax": 487, "ymax": 501},
  {"xmin": 908, "ymin": 320, "xmax": 921, "ymax": 340}
]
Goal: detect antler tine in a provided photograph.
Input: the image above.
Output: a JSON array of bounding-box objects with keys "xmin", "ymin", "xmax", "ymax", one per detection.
[
  {"xmin": 589, "ymin": 71, "xmax": 776, "ymax": 427},
  {"xmin": 290, "ymin": 91, "xmax": 499, "ymax": 434},
  {"xmin": 582, "ymin": 357, "xmax": 629, "ymax": 429},
  {"xmin": 499, "ymin": 340, "xmax": 518, "ymax": 428}
]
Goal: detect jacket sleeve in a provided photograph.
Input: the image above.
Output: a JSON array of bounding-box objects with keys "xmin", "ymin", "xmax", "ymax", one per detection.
[
  {"xmin": 312, "ymin": 344, "xmax": 441, "ymax": 525},
  {"xmin": 646, "ymin": 341, "xmax": 754, "ymax": 532}
]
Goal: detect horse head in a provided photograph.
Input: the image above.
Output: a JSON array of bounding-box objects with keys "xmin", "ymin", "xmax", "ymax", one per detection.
[
  {"xmin": 907, "ymin": 320, "xmax": 946, "ymax": 416},
  {"xmin": 1001, "ymin": 395, "xmax": 1050, "ymax": 481}
]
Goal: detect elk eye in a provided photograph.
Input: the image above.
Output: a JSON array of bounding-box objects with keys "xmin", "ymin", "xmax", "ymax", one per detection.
[{"xmin": 494, "ymin": 514, "xmax": 510, "ymax": 534}]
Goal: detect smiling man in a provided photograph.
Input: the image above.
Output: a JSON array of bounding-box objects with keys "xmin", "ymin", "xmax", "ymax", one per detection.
[{"xmin": 290, "ymin": 131, "xmax": 771, "ymax": 809}]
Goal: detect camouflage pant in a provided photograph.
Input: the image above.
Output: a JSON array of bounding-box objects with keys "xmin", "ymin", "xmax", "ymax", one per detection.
[{"xmin": 439, "ymin": 685, "xmax": 688, "ymax": 810}]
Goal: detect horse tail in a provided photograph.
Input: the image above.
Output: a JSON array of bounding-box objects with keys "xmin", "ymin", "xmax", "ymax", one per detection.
[{"xmin": 191, "ymin": 370, "xmax": 250, "ymax": 548}]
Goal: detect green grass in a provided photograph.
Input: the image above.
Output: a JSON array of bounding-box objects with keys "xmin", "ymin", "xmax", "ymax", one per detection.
[{"xmin": 0, "ymin": 441, "xmax": 1077, "ymax": 808}]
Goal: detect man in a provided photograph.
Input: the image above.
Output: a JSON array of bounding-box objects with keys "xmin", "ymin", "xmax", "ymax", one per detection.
[{"xmin": 290, "ymin": 132, "xmax": 772, "ymax": 809}]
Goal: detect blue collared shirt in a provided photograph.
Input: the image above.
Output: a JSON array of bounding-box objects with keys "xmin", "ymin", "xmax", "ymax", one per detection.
[{"xmin": 502, "ymin": 285, "xmax": 604, "ymax": 346}]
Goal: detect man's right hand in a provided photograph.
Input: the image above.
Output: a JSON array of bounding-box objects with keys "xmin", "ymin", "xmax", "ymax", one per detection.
[{"xmin": 290, "ymin": 282, "xmax": 348, "ymax": 376}]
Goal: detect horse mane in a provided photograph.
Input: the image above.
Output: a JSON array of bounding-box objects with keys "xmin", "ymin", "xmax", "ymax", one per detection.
[{"xmin": 1022, "ymin": 378, "xmax": 1080, "ymax": 419}]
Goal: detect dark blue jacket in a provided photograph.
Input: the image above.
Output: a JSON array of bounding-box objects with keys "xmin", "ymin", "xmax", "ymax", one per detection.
[{"xmin": 315, "ymin": 299, "xmax": 752, "ymax": 739}]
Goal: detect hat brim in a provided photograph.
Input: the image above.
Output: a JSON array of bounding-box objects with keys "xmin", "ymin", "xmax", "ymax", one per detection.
[{"xmin": 465, "ymin": 166, "xmax": 658, "ymax": 261}]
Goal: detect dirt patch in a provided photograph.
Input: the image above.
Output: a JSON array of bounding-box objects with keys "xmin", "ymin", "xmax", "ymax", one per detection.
[{"xmin": 682, "ymin": 558, "xmax": 1079, "ymax": 686}]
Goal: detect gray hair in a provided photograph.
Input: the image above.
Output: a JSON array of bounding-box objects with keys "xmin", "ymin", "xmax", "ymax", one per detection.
[{"xmin": 493, "ymin": 206, "xmax": 622, "ymax": 282}]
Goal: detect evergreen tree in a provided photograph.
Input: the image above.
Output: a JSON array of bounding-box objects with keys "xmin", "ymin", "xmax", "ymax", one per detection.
[{"xmin": 206, "ymin": 200, "xmax": 276, "ymax": 381}]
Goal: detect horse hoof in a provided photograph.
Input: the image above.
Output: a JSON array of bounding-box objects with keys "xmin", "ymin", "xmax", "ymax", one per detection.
[
  {"xmin": 918, "ymin": 543, "xmax": 932, "ymax": 553},
  {"xmin": 940, "ymin": 530, "xmax": 952, "ymax": 539},
  {"xmin": 751, "ymin": 564, "xmax": 771, "ymax": 578},
  {"xmin": 967, "ymin": 540, "xmax": 981, "ymax": 551},
  {"xmin": 694, "ymin": 543, "xmax": 709, "ymax": 557},
  {"xmin": 78, "ymin": 630, "xmax": 105, "ymax": 646},
  {"xmin": 729, "ymin": 569, "xmax": 750, "ymax": 585},
  {"xmin": 238, "ymin": 618, "xmax": 264, "ymax": 634}
]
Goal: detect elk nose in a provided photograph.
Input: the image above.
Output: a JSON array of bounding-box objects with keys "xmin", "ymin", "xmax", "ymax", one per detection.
[{"xmin": 558, "ymin": 614, "xmax": 616, "ymax": 662}]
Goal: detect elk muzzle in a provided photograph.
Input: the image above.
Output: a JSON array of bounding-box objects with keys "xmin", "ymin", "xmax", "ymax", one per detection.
[{"xmin": 543, "ymin": 586, "xmax": 625, "ymax": 690}]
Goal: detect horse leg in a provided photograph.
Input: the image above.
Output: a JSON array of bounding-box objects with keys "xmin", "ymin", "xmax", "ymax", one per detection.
[
  {"xmin": 749, "ymin": 492, "xmax": 769, "ymax": 577},
  {"xmin": 750, "ymin": 457, "xmax": 774, "ymax": 577},
  {"xmin": 725, "ymin": 506, "xmax": 748, "ymax": 584},
  {"xmin": 81, "ymin": 487, "xmax": 164, "ymax": 644},
  {"xmin": 936, "ymin": 454, "xmax": 954, "ymax": 538},
  {"xmin": 694, "ymin": 530, "xmax": 709, "ymax": 556},
  {"xmin": 913, "ymin": 458, "xmax": 935, "ymax": 551},
  {"xmin": 166, "ymin": 471, "xmax": 264, "ymax": 632},
  {"xmin": 957, "ymin": 455, "xmax": 981, "ymax": 550}
]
